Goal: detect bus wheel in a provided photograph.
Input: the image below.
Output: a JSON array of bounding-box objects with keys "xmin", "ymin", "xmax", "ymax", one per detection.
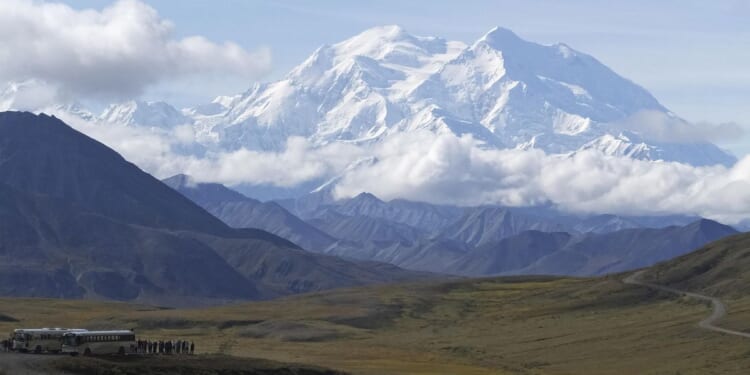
[
  {"xmin": 118, "ymin": 347, "xmax": 125, "ymax": 355},
  {"xmin": 70, "ymin": 352, "xmax": 78, "ymax": 357},
  {"xmin": 34, "ymin": 346, "xmax": 42, "ymax": 354},
  {"xmin": 84, "ymin": 348, "xmax": 92, "ymax": 356}
]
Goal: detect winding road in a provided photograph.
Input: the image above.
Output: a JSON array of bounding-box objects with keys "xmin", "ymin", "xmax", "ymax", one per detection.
[{"xmin": 624, "ymin": 270, "xmax": 750, "ymax": 339}]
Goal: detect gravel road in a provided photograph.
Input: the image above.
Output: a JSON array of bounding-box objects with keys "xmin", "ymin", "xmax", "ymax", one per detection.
[{"xmin": 624, "ymin": 270, "xmax": 750, "ymax": 339}]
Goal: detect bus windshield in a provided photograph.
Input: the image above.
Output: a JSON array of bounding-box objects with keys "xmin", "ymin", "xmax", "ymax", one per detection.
[
  {"xmin": 62, "ymin": 335, "xmax": 80, "ymax": 347},
  {"xmin": 13, "ymin": 332, "xmax": 25, "ymax": 341}
]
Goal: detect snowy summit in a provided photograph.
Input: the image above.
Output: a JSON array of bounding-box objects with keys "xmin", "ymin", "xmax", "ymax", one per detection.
[{"xmin": 5, "ymin": 25, "xmax": 736, "ymax": 167}]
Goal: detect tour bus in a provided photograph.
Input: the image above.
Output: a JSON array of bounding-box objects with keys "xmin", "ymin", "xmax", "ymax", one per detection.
[
  {"xmin": 61, "ymin": 330, "xmax": 136, "ymax": 356},
  {"xmin": 11, "ymin": 328, "xmax": 88, "ymax": 353}
]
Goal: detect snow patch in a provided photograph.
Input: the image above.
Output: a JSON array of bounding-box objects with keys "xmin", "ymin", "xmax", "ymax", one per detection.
[{"xmin": 553, "ymin": 111, "xmax": 591, "ymax": 135}]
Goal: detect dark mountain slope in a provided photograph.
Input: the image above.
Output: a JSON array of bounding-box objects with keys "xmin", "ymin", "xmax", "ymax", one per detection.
[
  {"xmin": 0, "ymin": 112, "xmax": 230, "ymax": 235},
  {"xmin": 431, "ymin": 219, "xmax": 736, "ymax": 277},
  {"xmin": 163, "ymin": 175, "xmax": 337, "ymax": 252},
  {"xmin": 196, "ymin": 232, "xmax": 423, "ymax": 295},
  {"xmin": 516, "ymin": 219, "xmax": 738, "ymax": 276},
  {"xmin": 639, "ymin": 226, "xmax": 750, "ymax": 298},
  {"xmin": 332, "ymin": 193, "xmax": 462, "ymax": 232},
  {"xmin": 438, "ymin": 207, "xmax": 700, "ymax": 247},
  {"xmin": 307, "ymin": 210, "xmax": 424, "ymax": 244},
  {"xmin": 165, "ymin": 173, "xmax": 735, "ymax": 279},
  {"xmin": 280, "ymin": 192, "xmax": 462, "ymax": 232},
  {"xmin": 0, "ymin": 182, "xmax": 258, "ymax": 302},
  {"xmin": 450, "ymin": 231, "xmax": 573, "ymax": 276},
  {"xmin": 0, "ymin": 112, "xmax": 422, "ymax": 304},
  {"xmin": 440, "ymin": 206, "xmax": 569, "ymax": 247}
]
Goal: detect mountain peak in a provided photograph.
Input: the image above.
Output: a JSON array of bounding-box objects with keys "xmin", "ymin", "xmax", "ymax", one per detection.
[
  {"xmin": 100, "ymin": 100, "xmax": 191, "ymax": 128},
  {"xmin": 686, "ymin": 218, "xmax": 737, "ymax": 235},
  {"xmin": 0, "ymin": 111, "xmax": 231, "ymax": 235},
  {"xmin": 326, "ymin": 24, "xmax": 452, "ymax": 67},
  {"xmin": 352, "ymin": 192, "xmax": 384, "ymax": 204},
  {"xmin": 162, "ymin": 174, "xmax": 255, "ymax": 205},
  {"xmin": 355, "ymin": 24, "xmax": 410, "ymax": 40},
  {"xmin": 476, "ymin": 26, "xmax": 524, "ymax": 48},
  {"xmin": 336, "ymin": 24, "xmax": 415, "ymax": 52}
]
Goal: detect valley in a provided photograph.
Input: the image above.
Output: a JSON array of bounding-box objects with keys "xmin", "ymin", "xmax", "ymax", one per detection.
[{"xmin": 3, "ymin": 263, "xmax": 750, "ymax": 374}]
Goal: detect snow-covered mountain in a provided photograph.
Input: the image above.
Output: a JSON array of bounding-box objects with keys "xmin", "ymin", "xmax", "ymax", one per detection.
[
  {"xmin": 100, "ymin": 100, "xmax": 193, "ymax": 128},
  {"xmin": 1, "ymin": 26, "xmax": 735, "ymax": 167},
  {"xmin": 579, "ymin": 131, "xmax": 735, "ymax": 166},
  {"xmin": 189, "ymin": 25, "xmax": 734, "ymax": 166}
]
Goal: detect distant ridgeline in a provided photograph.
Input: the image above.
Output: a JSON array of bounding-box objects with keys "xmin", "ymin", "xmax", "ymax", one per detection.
[{"xmin": 166, "ymin": 174, "xmax": 738, "ymax": 278}]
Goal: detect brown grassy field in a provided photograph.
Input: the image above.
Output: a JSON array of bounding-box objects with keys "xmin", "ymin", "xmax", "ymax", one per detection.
[{"xmin": 2, "ymin": 275, "xmax": 750, "ymax": 375}]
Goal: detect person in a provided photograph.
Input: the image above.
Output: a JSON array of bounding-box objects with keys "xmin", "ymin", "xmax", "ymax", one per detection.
[
  {"xmin": 176, "ymin": 340, "xmax": 181, "ymax": 354},
  {"xmin": 182, "ymin": 341, "xmax": 188, "ymax": 354},
  {"xmin": 159, "ymin": 340, "xmax": 164, "ymax": 355},
  {"xmin": 1, "ymin": 339, "xmax": 7, "ymax": 352},
  {"xmin": 190, "ymin": 341, "xmax": 194, "ymax": 355}
]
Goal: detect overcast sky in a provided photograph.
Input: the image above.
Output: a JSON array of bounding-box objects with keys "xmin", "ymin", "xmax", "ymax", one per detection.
[{"xmin": 9, "ymin": 0, "xmax": 750, "ymax": 154}]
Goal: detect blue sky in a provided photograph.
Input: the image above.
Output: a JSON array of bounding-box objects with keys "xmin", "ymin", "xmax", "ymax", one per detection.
[{"xmin": 56, "ymin": 1, "xmax": 750, "ymax": 153}]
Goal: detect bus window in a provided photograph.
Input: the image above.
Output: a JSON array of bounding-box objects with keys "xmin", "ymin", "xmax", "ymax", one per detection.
[{"xmin": 63, "ymin": 335, "xmax": 76, "ymax": 346}]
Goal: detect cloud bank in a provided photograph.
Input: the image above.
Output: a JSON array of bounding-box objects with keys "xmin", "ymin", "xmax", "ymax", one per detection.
[
  {"xmin": 613, "ymin": 110, "xmax": 745, "ymax": 143},
  {"xmin": 0, "ymin": 0, "xmax": 271, "ymax": 100},
  {"xmin": 332, "ymin": 131, "xmax": 750, "ymax": 224},
  {"xmin": 52, "ymin": 108, "xmax": 750, "ymax": 225}
]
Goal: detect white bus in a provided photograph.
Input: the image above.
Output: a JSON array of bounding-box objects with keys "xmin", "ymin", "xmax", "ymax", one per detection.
[
  {"xmin": 11, "ymin": 328, "xmax": 88, "ymax": 353},
  {"xmin": 61, "ymin": 330, "xmax": 136, "ymax": 356}
]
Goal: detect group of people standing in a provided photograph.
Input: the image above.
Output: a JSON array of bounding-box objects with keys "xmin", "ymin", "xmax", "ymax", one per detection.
[{"xmin": 136, "ymin": 339, "xmax": 194, "ymax": 355}]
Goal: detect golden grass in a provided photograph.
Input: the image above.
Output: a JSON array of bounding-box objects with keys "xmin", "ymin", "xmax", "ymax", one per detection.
[{"xmin": 2, "ymin": 275, "xmax": 750, "ymax": 374}]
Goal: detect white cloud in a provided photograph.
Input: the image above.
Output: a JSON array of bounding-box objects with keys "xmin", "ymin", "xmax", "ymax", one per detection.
[
  {"xmin": 0, "ymin": 80, "xmax": 62, "ymax": 111},
  {"xmin": 53, "ymin": 108, "xmax": 364, "ymax": 188},
  {"xmin": 49, "ymin": 108, "xmax": 750, "ymax": 224},
  {"xmin": 0, "ymin": 0, "xmax": 271, "ymax": 100},
  {"xmin": 613, "ymin": 110, "xmax": 745, "ymax": 143},
  {"xmin": 180, "ymin": 138, "xmax": 366, "ymax": 187},
  {"xmin": 333, "ymin": 131, "xmax": 750, "ymax": 223}
]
